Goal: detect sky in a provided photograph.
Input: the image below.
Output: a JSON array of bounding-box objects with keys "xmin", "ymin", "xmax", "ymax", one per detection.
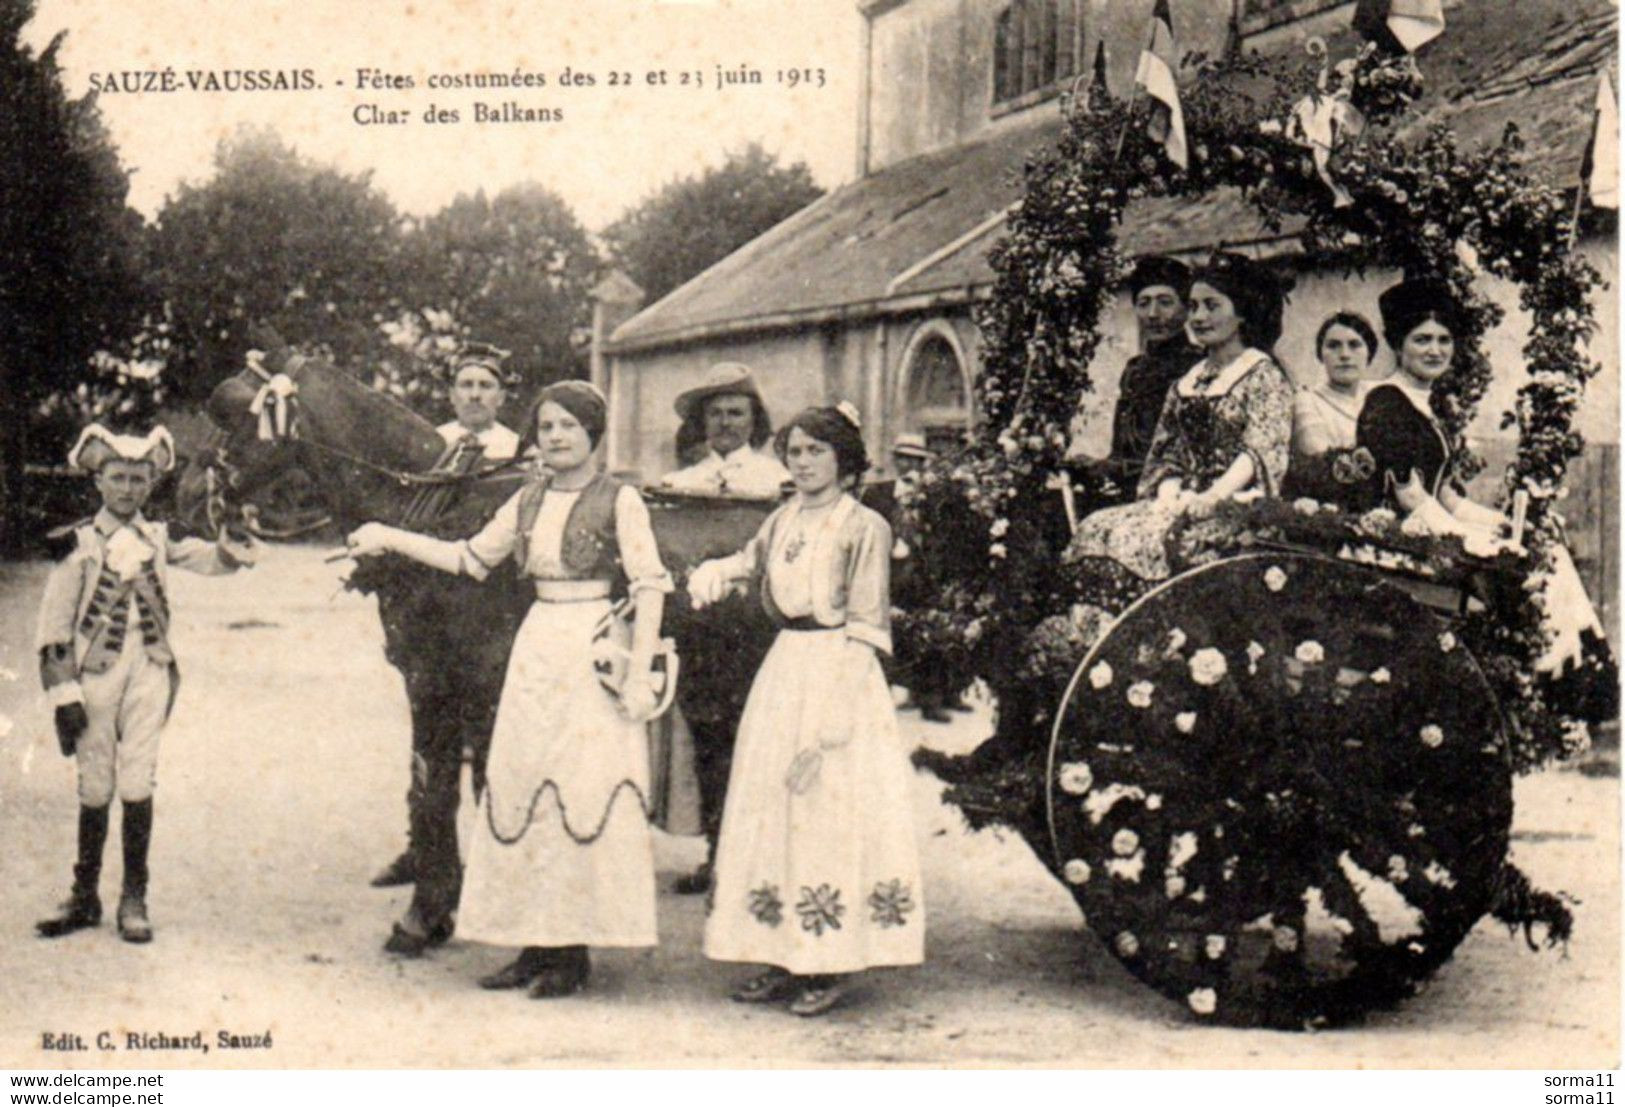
[{"xmin": 28, "ymin": 0, "xmax": 864, "ymax": 229}]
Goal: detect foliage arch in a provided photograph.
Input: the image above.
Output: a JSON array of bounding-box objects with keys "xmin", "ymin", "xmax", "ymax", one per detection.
[{"xmin": 900, "ymin": 44, "xmax": 1608, "ymax": 778}]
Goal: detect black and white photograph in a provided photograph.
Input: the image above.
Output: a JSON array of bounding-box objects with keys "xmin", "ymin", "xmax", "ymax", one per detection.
[{"xmin": 0, "ymin": 0, "xmax": 1618, "ymax": 1087}]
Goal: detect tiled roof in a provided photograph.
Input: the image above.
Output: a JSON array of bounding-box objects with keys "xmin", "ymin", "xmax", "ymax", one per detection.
[{"xmin": 609, "ymin": 0, "xmax": 1615, "ymax": 351}]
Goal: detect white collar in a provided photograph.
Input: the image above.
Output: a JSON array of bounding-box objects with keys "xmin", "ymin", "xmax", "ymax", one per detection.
[
  {"xmin": 713, "ymin": 444, "xmax": 757, "ymax": 464},
  {"xmin": 1176, "ymin": 347, "xmax": 1269, "ymax": 398},
  {"xmin": 1389, "ymin": 377, "xmax": 1436, "ymax": 418}
]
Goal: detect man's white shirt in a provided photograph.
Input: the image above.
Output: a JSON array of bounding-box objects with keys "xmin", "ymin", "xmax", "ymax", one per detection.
[
  {"xmin": 436, "ymin": 420, "xmax": 520, "ymax": 461},
  {"xmin": 661, "ymin": 444, "xmax": 789, "ymax": 497}
]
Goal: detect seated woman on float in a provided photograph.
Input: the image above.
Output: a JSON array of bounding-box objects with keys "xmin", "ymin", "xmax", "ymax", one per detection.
[
  {"xmin": 1281, "ymin": 311, "xmax": 1382, "ymax": 503},
  {"xmin": 1355, "ymin": 277, "xmax": 1605, "ymax": 682},
  {"xmin": 1064, "ymin": 251, "xmax": 1295, "ymax": 592}
]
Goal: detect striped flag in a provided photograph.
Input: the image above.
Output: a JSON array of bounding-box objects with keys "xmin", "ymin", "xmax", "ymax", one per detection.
[
  {"xmin": 1581, "ymin": 71, "xmax": 1618, "ymax": 210},
  {"xmin": 1353, "ymin": 0, "xmax": 1445, "ymax": 54},
  {"xmin": 1134, "ymin": 0, "xmax": 1188, "ymax": 169}
]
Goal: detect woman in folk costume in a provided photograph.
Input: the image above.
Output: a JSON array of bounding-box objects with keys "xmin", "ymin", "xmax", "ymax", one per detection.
[
  {"xmin": 1353, "ymin": 277, "xmax": 1614, "ymax": 716},
  {"xmin": 347, "ymin": 380, "xmax": 672, "ymax": 999},
  {"xmin": 1281, "ymin": 310, "xmax": 1383, "ymax": 504},
  {"xmin": 36, "ymin": 424, "xmax": 256, "ymax": 944},
  {"xmin": 1064, "ymin": 251, "xmax": 1296, "ymax": 606},
  {"xmin": 688, "ymin": 404, "xmax": 923, "ymax": 1017}
]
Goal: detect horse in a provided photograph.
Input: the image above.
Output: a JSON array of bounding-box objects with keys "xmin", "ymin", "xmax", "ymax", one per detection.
[{"xmin": 187, "ymin": 335, "xmax": 532, "ymax": 951}]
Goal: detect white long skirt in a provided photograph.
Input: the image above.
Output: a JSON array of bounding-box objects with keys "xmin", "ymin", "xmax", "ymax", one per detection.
[
  {"xmin": 457, "ymin": 598, "xmax": 656, "ymax": 948},
  {"xmin": 703, "ymin": 628, "xmax": 924, "ymax": 974}
]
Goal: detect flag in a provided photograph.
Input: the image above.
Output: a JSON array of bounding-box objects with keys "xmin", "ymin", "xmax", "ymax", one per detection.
[
  {"xmin": 1353, "ymin": 0, "xmax": 1445, "ymax": 54},
  {"xmin": 1580, "ymin": 71, "xmax": 1618, "ymax": 210},
  {"xmin": 1134, "ymin": 0, "xmax": 1187, "ymax": 169}
]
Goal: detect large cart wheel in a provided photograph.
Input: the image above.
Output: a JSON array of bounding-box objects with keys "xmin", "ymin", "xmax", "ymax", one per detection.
[{"xmin": 1047, "ymin": 552, "xmax": 1512, "ymax": 1029}]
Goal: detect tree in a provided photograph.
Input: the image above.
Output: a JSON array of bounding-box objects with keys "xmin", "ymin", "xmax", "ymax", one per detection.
[
  {"xmin": 0, "ymin": 0, "xmax": 150, "ymax": 548},
  {"xmin": 392, "ymin": 184, "xmax": 600, "ymax": 408},
  {"xmin": 601, "ymin": 142, "xmax": 824, "ymax": 306},
  {"xmin": 148, "ymin": 126, "xmax": 405, "ymax": 403}
]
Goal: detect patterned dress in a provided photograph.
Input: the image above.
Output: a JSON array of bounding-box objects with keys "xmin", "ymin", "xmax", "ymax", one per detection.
[
  {"xmin": 1066, "ymin": 348, "xmax": 1294, "ymax": 588},
  {"xmin": 703, "ymin": 494, "xmax": 925, "ymax": 974},
  {"xmin": 453, "ymin": 479, "xmax": 673, "ymax": 948}
]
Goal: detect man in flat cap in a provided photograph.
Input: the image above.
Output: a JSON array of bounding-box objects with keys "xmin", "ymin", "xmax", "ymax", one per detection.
[{"xmin": 659, "ymin": 362, "xmax": 789, "ymax": 498}]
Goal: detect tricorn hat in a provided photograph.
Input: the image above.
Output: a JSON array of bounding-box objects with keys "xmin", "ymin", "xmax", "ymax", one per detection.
[
  {"xmin": 67, "ymin": 424, "xmax": 176, "ymax": 475},
  {"xmin": 673, "ymin": 362, "xmax": 765, "ymax": 421}
]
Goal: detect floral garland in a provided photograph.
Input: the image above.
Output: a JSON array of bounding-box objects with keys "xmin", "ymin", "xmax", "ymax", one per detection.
[{"xmin": 898, "ymin": 45, "xmax": 1605, "ymax": 771}]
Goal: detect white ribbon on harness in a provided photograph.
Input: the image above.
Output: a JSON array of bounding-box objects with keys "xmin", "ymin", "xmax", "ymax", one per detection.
[{"xmin": 249, "ymin": 372, "xmax": 299, "ymax": 441}]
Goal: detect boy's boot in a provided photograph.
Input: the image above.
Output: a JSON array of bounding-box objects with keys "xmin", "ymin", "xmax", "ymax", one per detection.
[
  {"xmin": 37, "ymin": 805, "xmax": 110, "ymax": 937},
  {"xmin": 117, "ymin": 799, "xmax": 154, "ymax": 943}
]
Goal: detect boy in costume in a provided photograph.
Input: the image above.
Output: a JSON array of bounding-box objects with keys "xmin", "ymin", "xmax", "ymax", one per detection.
[{"xmin": 35, "ymin": 423, "xmax": 257, "ymax": 943}]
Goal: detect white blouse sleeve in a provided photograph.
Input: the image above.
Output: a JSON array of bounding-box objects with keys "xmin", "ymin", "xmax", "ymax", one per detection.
[
  {"xmin": 460, "ymin": 488, "xmax": 524, "ymax": 581},
  {"xmin": 615, "ymin": 484, "xmax": 674, "ymax": 595}
]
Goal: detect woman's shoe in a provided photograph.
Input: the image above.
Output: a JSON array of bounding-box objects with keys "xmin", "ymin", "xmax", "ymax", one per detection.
[
  {"xmin": 528, "ymin": 946, "xmax": 589, "ymax": 999},
  {"xmin": 787, "ymin": 976, "xmax": 848, "ymax": 1017},
  {"xmin": 731, "ymin": 966, "xmax": 795, "ymax": 1003},
  {"xmin": 478, "ymin": 947, "xmax": 553, "ymax": 990}
]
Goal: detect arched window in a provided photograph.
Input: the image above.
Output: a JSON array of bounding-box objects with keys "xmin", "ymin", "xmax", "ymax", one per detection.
[
  {"xmin": 903, "ymin": 330, "xmax": 972, "ymax": 453},
  {"xmin": 992, "ymin": 0, "xmax": 1079, "ymax": 107}
]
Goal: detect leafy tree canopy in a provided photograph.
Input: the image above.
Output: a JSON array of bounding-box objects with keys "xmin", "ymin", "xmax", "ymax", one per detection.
[{"xmin": 602, "ymin": 142, "xmax": 823, "ymax": 305}]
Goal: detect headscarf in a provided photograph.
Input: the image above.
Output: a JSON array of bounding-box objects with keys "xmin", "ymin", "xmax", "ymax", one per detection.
[{"xmin": 534, "ymin": 380, "xmax": 608, "ymax": 447}]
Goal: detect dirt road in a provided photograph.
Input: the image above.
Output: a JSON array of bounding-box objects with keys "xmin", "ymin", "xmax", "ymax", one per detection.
[{"xmin": 0, "ymin": 546, "xmax": 1615, "ymax": 1068}]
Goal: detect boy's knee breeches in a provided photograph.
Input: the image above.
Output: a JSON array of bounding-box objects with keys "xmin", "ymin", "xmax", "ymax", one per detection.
[{"xmin": 75, "ymin": 640, "xmax": 171, "ymax": 807}]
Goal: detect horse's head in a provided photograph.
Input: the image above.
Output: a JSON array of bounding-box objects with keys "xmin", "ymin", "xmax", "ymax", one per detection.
[
  {"xmin": 180, "ymin": 326, "xmax": 453, "ymax": 535},
  {"xmin": 175, "ymin": 329, "xmax": 319, "ymax": 536}
]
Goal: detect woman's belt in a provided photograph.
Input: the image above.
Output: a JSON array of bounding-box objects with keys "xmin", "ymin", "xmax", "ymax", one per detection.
[
  {"xmin": 532, "ymin": 579, "xmax": 612, "ymax": 603},
  {"xmin": 780, "ymin": 616, "xmax": 841, "ymax": 632}
]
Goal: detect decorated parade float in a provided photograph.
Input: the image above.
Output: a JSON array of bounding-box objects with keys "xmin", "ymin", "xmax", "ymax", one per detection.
[
  {"xmin": 897, "ymin": 17, "xmax": 1619, "ymax": 1029},
  {"xmin": 184, "ymin": 7, "xmax": 1620, "ymax": 1035}
]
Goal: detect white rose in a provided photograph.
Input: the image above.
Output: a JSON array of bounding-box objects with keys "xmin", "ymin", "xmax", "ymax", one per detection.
[
  {"xmin": 1438, "ymin": 631, "xmax": 1457, "ymax": 653},
  {"xmin": 1165, "ymin": 874, "xmax": 1187, "ymax": 899},
  {"xmin": 1175, "ymin": 712, "xmax": 1197, "ymax": 734},
  {"xmin": 1370, "ymin": 667, "xmax": 1392, "ymax": 685},
  {"xmin": 1272, "ymin": 926, "xmax": 1300, "ymax": 952},
  {"xmin": 1204, "ymin": 935, "xmax": 1227, "ymax": 960},
  {"xmin": 1188, "ymin": 648, "xmax": 1228, "ymax": 686},
  {"xmin": 1420, "ymin": 724, "xmax": 1444, "ymax": 748},
  {"xmin": 1115, "ymin": 931, "xmax": 1140, "ymax": 957},
  {"xmin": 1188, "ymin": 988, "xmax": 1218, "ymax": 1015},
  {"xmin": 1088, "ymin": 661, "xmax": 1114, "ymax": 690},
  {"xmin": 1111, "ymin": 828, "xmax": 1140, "ymax": 856},
  {"xmin": 1063, "ymin": 858, "xmax": 1092, "ymax": 885},
  {"xmin": 1264, "ymin": 565, "xmax": 1288, "ymax": 592},
  {"xmin": 1387, "ymin": 855, "xmax": 1409, "ymax": 883},
  {"xmin": 1127, "ymin": 681, "xmax": 1155, "ymax": 709},
  {"xmin": 1058, "ymin": 761, "xmax": 1094, "ymax": 796},
  {"xmin": 1295, "ymin": 640, "xmax": 1326, "ymax": 664}
]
